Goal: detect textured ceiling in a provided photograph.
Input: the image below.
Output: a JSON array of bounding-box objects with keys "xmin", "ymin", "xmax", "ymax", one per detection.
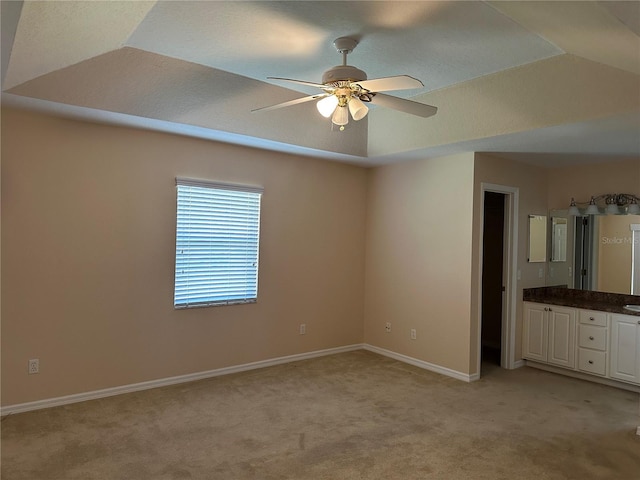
[{"xmin": 1, "ymin": 0, "xmax": 639, "ymax": 166}]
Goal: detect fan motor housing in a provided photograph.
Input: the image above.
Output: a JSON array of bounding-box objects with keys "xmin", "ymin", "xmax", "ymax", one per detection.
[{"xmin": 322, "ymin": 65, "xmax": 367, "ymax": 85}]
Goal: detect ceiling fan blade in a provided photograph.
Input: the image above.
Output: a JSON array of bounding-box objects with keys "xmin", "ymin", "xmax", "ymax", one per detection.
[
  {"xmin": 370, "ymin": 93, "xmax": 437, "ymax": 118},
  {"xmin": 267, "ymin": 77, "xmax": 328, "ymax": 89},
  {"xmin": 356, "ymin": 75, "xmax": 424, "ymax": 92},
  {"xmin": 251, "ymin": 94, "xmax": 328, "ymax": 113}
]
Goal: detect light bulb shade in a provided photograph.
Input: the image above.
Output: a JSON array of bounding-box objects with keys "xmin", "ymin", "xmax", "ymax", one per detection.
[
  {"xmin": 348, "ymin": 97, "xmax": 368, "ymax": 121},
  {"xmin": 568, "ymin": 205, "xmax": 581, "ymax": 216},
  {"xmin": 332, "ymin": 105, "xmax": 349, "ymax": 126},
  {"xmin": 605, "ymin": 203, "xmax": 620, "ymax": 215},
  {"xmin": 584, "ymin": 197, "xmax": 599, "ymax": 215},
  {"xmin": 316, "ymin": 95, "xmax": 338, "ymax": 118},
  {"xmin": 585, "ymin": 204, "xmax": 600, "ymax": 215},
  {"xmin": 627, "ymin": 202, "xmax": 640, "ymax": 215},
  {"xmin": 567, "ymin": 198, "xmax": 580, "ymax": 216}
]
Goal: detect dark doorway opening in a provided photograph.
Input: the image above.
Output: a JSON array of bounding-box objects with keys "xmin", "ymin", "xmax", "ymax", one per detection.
[
  {"xmin": 481, "ymin": 192, "xmax": 506, "ymax": 368},
  {"xmin": 574, "ymin": 216, "xmax": 594, "ymax": 290}
]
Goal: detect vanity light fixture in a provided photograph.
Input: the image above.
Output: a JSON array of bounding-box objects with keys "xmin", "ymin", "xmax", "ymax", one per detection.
[{"xmin": 568, "ymin": 193, "xmax": 640, "ymax": 216}]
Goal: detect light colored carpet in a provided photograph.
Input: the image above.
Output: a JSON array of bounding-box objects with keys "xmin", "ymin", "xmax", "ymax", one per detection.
[{"xmin": 1, "ymin": 350, "xmax": 639, "ymax": 479}]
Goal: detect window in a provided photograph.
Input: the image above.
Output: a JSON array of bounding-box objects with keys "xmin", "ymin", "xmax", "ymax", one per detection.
[{"xmin": 174, "ymin": 178, "xmax": 262, "ymax": 308}]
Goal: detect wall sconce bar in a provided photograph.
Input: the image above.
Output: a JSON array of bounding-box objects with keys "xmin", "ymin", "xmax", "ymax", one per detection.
[{"xmin": 568, "ymin": 193, "xmax": 640, "ymax": 216}]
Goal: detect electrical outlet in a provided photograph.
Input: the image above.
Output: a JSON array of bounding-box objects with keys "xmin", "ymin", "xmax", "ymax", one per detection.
[
  {"xmin": 410, "ymin": 329, "xmax": 417, "ymax": 340},
  {"xmin": 299, "ymin": 324, "xmax": 306, "ymax": 335},
  {"xmin": 385, "ymin": 322, "xmax": 391, "ymax": 333},
  {"xmin": 28, "ymin": 358, "xmax": 39, "ymax": 374}
]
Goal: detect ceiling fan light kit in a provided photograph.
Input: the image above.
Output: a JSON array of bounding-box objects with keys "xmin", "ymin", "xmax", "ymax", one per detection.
[
  {"xmin": 332, "ymin": 105, "xmax": 349, "ymax": 126},
  {"xmin": 348, "ymin": 96, "xmax": 368, "ymax": 121},
  {"xmin": 253, "ymin": 37, "xmax": 438, "ymax": 130},
  {"xmin": 317, "ymin": 95, "xmax": 339, "ymax": 117}
]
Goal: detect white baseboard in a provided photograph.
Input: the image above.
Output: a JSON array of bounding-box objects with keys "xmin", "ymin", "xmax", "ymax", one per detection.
[
  {"xmin": 363, "ymin": 344, "xmax": 475, "ymax": 382},
  {"xmin": 1, "ymin": 344, "xmax": 364, "ymax": 416},
  {"xmin": 2, "ymin": 344, "xmax": 476, "ymax": 416},
  {"xmin": 513, "ymin": 359, "xmax": 526, "ymax": 369}
]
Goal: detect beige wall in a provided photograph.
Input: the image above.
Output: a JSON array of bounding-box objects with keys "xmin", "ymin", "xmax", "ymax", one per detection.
[
  {"xmin": 363, "ymin": 153, "xmax": 475, "ymax": 375},
  {"xmin": 472, "ymin": 154, "xmax": 548, "ymax": 372},
  {"xmin": 4, "ymin": 108, "xmax": 638, "ymax": 408},
  {"xmin": 547, "ymin": 158, "xmax": 640, "ymax": 210},
  {"xmin": 1, "ymin": 108, "xmax": 368, "ymax": 406}
]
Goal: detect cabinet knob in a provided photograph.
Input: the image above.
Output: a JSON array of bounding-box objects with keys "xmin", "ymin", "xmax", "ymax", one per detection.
[
  {"xmin": 544, "ymin": 307, "xmax": 548, "ymax": 311},
  {"xmin": 588, "ymin": 360, "xmax": 594, "ymax": 364},
  {"xmin": 549, "ymin": 307, "xmax": 553, "ymax": 312},
  {"xmin": 589, "ymin": 336, "xmax": 594, "ymax": 340},
  {"xmin": 589, "ymin": 317, "xmax": 594, "ymax": 321}
]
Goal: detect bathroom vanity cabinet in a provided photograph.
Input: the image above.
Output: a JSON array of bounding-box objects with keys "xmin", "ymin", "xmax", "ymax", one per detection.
[{"xmin": 523, "ymin": 301, "xmax": 640, "ymax": 390}]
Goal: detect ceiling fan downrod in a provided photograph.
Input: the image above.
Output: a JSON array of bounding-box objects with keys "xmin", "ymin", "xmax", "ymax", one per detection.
[
  {"xmin": 321, "ymin": 37, "xmax": 367, "ymax": 86},
  {"xmin": 333, "ymin": 37, "xmax": 358, "ymax": 65}
]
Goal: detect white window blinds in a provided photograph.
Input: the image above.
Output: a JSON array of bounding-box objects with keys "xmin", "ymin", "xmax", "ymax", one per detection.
[{"xmin": 174, "ymin": 178, "xmax": 263, "ymax": 308}]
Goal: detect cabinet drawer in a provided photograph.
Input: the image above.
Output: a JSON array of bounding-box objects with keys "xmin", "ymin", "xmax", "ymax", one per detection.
[
  {"xmin": 579, "ymin": 310, "xmax": 607, "ymax": 327},
  {"xmin": 578, "ymin": 349, "xmax": 607, "ymax": 376},
  {"xmin": 578, "ymin": 325, "xmax": 607, "ymax": 351}
]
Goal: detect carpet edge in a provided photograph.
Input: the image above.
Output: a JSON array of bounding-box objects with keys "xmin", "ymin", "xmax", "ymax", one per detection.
[{"xmin": 0, "ymin": 344, "xmax": 365, "ymax": 415}]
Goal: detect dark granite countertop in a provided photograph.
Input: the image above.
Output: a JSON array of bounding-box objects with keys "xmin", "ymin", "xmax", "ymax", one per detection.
[{"xmin": 523, "ymin": 286, "xmax": 640, "ymax": 317}]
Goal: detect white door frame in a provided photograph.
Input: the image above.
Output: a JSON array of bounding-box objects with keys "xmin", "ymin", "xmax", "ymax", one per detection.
[
  {"xmin": 631, "ymin": 224, "xmax": 640, "ymax": 295},
  {"xmin": 477, "ymin": 183, "xmax": 519, "ymax": 372}
]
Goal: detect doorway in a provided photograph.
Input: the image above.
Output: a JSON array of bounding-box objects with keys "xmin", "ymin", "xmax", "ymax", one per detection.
[
  {"xmin": 477, "ymin": 183, "xmax": 519, "ymax": 376},
  {"xmin": 481, "ymin": 192, "xmax": 506, "ymax": 367},
  {"xmin": 574, "ymin": 216, "xmax": 595, "ymax": 290}
]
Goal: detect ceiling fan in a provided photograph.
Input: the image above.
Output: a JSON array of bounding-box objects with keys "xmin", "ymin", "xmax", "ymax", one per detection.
[{"xmin": 252, "ymin": 37, "xmax": 438, "ymax": 130}]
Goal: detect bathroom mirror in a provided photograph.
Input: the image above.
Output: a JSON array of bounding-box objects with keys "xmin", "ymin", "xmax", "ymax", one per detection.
[
  {"xmin": 592, "ymin": 214, "xmax": 640, "ymax": 294},
  {"xmin": 548, "ymin": 209, "xmax": 640, "ymax": 295},
  {"xmin": 551, "ymin": 217, "xmax": 568, "ymax": 262},
  {"xmin": 528, "ymin": 215, "xmax": 547, "ymax": 263}
]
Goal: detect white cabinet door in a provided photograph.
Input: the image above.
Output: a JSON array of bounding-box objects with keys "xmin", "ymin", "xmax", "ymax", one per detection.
[
  {"xmin": 548, "ymin": 306, "xmax": 576, "ymax": 369},
  {"xmin": 523, "ymin": 303, "xmax": 548, "ymax": 362},
  {"xmin": 610, "ymin": 314, "xmax": 640, "ymax": 384}
]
